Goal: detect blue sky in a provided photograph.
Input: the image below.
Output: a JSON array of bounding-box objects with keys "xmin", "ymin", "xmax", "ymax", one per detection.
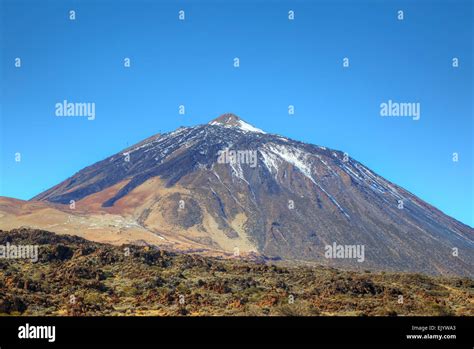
[{"xmin": 1, "ymin": 0, "xmax": 473, "ymax": 226}]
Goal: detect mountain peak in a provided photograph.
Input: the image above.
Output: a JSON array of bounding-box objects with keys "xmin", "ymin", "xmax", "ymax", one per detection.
[
  {"xmin": 209, "ymin": 113, "xmax": 242, "ymax": 126},
  {"xmin": 209, "ymin": 113, "xmax": 266, "ymax": 134}
]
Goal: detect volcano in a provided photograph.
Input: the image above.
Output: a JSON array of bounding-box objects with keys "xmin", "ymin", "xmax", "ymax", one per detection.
[{"xmin": 1, "ymin": 113, "xmax": 473, "ymax": 276}]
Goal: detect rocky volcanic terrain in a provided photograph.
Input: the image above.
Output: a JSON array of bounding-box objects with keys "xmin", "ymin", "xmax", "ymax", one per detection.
[
  {"xmin": 0, "ymin": 228, "xmax": 472, "ymax": 316},
  {"xmin": 0, "ymin": 114, "xmax": 473, "ymax": 276}
]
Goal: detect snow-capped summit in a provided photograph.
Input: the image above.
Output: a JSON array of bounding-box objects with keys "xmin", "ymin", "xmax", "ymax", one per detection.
[{"xmin": 209, "ymin": 113, "xmax": 266, "ymax": 134}]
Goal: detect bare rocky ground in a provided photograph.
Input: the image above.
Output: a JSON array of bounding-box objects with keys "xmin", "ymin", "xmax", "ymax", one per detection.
[{"xmin": 0, "ymin": 228, "xmax": 472, "ymax": 316}]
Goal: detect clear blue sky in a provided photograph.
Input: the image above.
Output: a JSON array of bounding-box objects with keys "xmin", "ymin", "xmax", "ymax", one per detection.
[{"xmin": 1, "ymin": 0, "xmax": 473, "ymax": 226}]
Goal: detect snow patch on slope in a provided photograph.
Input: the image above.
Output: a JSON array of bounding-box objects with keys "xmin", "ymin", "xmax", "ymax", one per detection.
[
  {"xmin": 266, "ymin": 144, "xmax": 313, "ymax": 180},
  {"xmin": 260, "ymin": 143, "xmax": 350, "ymax": 219},
  {"xmin": 236, "ymin": 120, "xmax": 266, "ymax": 134},
  {"xmin": 229, "ymin": 160, "xmax": 249, "ymax": 184},
  {"xmin": 210, "ymin": 119, "xmax": 266, "ymax": 134},
  {"xmin": 259, "ymin": 149, "xmax": 280, "ymax": 178}
]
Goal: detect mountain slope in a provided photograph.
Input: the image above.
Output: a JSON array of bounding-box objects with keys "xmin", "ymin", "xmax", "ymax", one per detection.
[{"xmin": 22, "ymin": 114, "xmax": 474, "ymax": 276}]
